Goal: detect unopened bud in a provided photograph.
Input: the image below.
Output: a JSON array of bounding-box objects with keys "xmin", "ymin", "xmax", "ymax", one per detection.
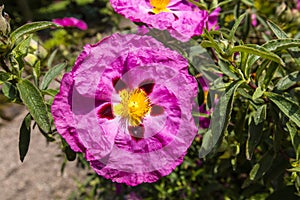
[{"xmin": 0, "ymin": 5, "xmax": 11, "ymax": 35}]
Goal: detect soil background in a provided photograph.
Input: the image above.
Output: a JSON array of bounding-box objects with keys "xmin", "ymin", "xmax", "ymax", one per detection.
[{"xmin": 0, "ymin": 107, "xmax": 87, "ymax": 200}]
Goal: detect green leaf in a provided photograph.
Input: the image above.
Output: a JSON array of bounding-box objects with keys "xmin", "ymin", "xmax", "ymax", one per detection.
[
  {"xmin": 42, "ymin": 88, "xmax": 59, "ymax": 97},
  {"xmin": 199, "ymin": 80, "xmax": 244, "ymax": 157},
  {"xmin": 201, "ymin": 40, "xmax": 225, "ymax": 55},
  {"xmin": 229, "ymin": 13, "xmax": 247, "ymax": 41},
  {"xmin": 230, "ymin": 45, "xmax": 285, "ymax": 66},
  {"xmin": 241, "ymin": 0, "xmax": 253, "ymax": 6},
  {"xmin": 246, "ymin": 116, "xmax": 264, "ymax": 160},
  {"xmin": 254, "ymin": 104, "xmax": 267, "ymax": 125},
  {"xmin": 218, "ymin": 59, "xmax": 239, "ymax": 80},
  {"xmin": 249, "ymin": 152, "xmax": 274, "ymax": 181},
  {"xmin": 262, "ymin": 39, "xmax": 300, "ymax": 52},
  {"xmin": 210, "ymin": 0, "xmax": 232, "ymax": 11},
  {"xmin": 252, "ymin": 87, "xmax": 264, "ymax": 100},
  {"xmin": 0, "ymin": 71, "xmax": 11, "ymax": 84},
  {"xmin": 275, "ymin": 71, "xmax": 300, "ymax": 91},
  {"xmin": 240, "ymin": 51, "xmax": 250, "ymax": 78},
  {"xmin": 40, "ymin": 62, "xmax": 66, "ymax": 90},
  {"xmin": 65, "ymin": 145, "xmax": 77, "ymax": 161},
  {"xmin": 2, "ymin": 82, "xmax": 20, "ymax": 102},
  {"xmin": 266, "ymin": 92, "xmax": 300, "ymax": 127},
  {"xmin": 287, "ymin": 121, "xmax": 300, "ymax": 160},
  {"xmin": 267, "ymin": 20, "xmax": 288, "ymax": 39},
  {"xmin": 17, "ymin": 79, "xmax": 51, "ymax": 133},
  {"xmin": 10, "ymin": 21, "xmax": 60, "ymax": 44},
  {"xmin": 19, "ymin": 113, "xmax": 32, "ymax": 162},
  {"xmin": 260, "ymin": 61, "xmax": 278, "ymax": 89},
  {"xmin": 47, "ymin": 49, "xmax": 58, "ymax": 68},
  {"xmin": 33, "ymin": 61, "xmax": 41, "ymax": 86}
]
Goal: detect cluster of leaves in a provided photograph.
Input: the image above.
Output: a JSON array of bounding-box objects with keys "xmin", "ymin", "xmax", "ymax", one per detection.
[{"xmin": 0, "ymin": 21, "xmax": 70, "ymax": 161}]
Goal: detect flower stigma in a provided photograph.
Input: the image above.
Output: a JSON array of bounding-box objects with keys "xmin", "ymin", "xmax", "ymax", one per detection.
[
  {"xmin": 150, "ymin": 0, "xmax": 170, "ymax": 14},
  {"xmin": 113, "ymin": 88, "xmax": 151, "ymax": 126}
]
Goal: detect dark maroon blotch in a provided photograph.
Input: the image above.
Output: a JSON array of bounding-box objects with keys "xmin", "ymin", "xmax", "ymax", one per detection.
[
  {"xmin": 97, "ymin": 103, "xmax": 114, "ymax": 120},
  {"xmin": 150, "ymin": 104, "xmax": 164, "ymax": 116},
  {"xmin": 128, "ymin": 125, "xmax": 145, "ymax": 141},
  {"xmin": 112, "ymin": 77, "xmax": 127, "ymax": 93},
  {"xmin": 139, "ymin": 79, "xmax": 155, "ymax": 95}
]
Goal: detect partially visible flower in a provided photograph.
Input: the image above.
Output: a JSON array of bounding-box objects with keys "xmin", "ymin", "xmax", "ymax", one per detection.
[
  {"xmin": 207, "ymin": 7, "xmax": 221, "ymax": 30},
  {"xmin": 251, "ymin": 13, "xmax": 257, "ymax": 27},
  {"xmin": 52, "ymin": 17, "xmax": 88, "ymax": 30},
  {"xmin": 298, "ymin": 0, "xmax": 300, "ymax": 11},
  {"xmin": 110, "ymin": 0, "xmax": 220, "ymax": 42},
  {"xmin": 51, "ymin": 33, "xmax": 199, "ymax": 186}
]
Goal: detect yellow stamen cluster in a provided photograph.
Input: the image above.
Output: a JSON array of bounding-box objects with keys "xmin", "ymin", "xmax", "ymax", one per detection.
[
  {"xmin": 113, "ymin": 89, "xmax": 151, "ymax": 126},
  {"xmin": 150, "ymin": 0, "xmax": 170, "ymax": 14}
]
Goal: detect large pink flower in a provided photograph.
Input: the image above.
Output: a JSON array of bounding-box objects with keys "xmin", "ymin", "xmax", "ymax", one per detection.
[
  {"xmin": 51, "ymin": 33, "xmax": 199, "ymax": 186},
  {"xmin": 110, "ymin": 0, "xmax": 220, "ymax": 42},
  {"xmin": 52, "ymin": 17, "xmax": 88, "ymax": 30}
]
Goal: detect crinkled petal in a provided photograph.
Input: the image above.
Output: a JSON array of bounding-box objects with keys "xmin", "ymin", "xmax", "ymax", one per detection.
[
  {"xmin": 52, "ymin": 17, "xmax": 88, "ymax": 30},
  {"xmin": 52, "ymin": 33, "xmax": 198, "ymax": 186}
]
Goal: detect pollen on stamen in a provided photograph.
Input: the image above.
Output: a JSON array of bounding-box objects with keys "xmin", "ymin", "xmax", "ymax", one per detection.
[{"xmin": 150, "ymin": 0, "xmax": 170, "ymax": 14}]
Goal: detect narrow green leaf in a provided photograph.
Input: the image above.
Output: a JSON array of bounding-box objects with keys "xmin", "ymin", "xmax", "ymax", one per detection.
[
  {"xmin": 218, "ymin": 59, "xmax": 239, "ymax": 80},
  {"xmin": 210, "ymin": 0, "xmax": 232, "ymax": 11},
  {"xmin": 40, "ymin": 62, "xmax": 66, "ymax": 90},
  {"xmin": 65, "ymin": 145, "xmax": 77, "ymax": 161},
  {"xmin": 252, "ymin": 87, "xmax": 264, "ymax": 100},
  {"xmin": 0, "ymin": 71, "xmax": 11, "ymax": 84},
  {"xmin": 47, "ymin": 49, "xmax": 58, "ymax": 68},
  {"xmin": 10, "ymin": 21, "xmax": 60, "ymax": 43},
  {"xmin": 42, "ymin": 89, "xmax": 59, "ymax": 97},
  {"xmin": 19, "ymin": 113, "xmax": 31, "ymax": 162},
  {"xmin": 254, "ymin": 104, "xmax": 267, "ymax": 125},
  {"xmin": 267, "ymin": 20, "xmax": 288, "ymax": 39},
  {"xmin": 201, "ymin": 31, "xmax": 225, "ymax": 55},
  {"xmin": 199, "ymin": 80, "xmax": 244, "ymax": 157},
  {"xmin": 241, "ymin": 0, "xmax": 253, "ymax": 6},
  {"xmin": 262, "ymin": 39, "xmax": 300, "ymax": 52},
  {"xmin": 240, "ymin": 51, "xmax": 249, "ymax": 78},
  {"xmin": 249, "ymin": 163, "xmax": 260, "ymax": 180},
  {"xmin": 2, "ymin": 82, "xmax": 19, "ymax": 102},
  {"xmin": 33, "ymin": 61, "xmax": 41, "ymax": 86},
  {"xmin": 275, "ymin": 71, "xmax": 300, "ymax": 91},
  {"xmin": 187, "ymin": 0, "xmax": 207, "ymax": 10},
  {"xmin": 246, "ymin": 116, "xmax": 264, "ymax": 160},
  {"xmin": 229, "ymin": 13, "xmax": 247, "ymax": 41},
  {"xmin": 249, "ymin": 152, "xmax": 274, "ymax": 181},
  {"xmin": 17, "ymin": 80, "xmax": 51, "ymax": 133},
  {"xmin": 266, "ymin": 92, "xmax": 300, "ymax": 127},
  {"xmin": 286, "ymin": 121, "xmax": 300, "ymax": 160},
  {"xmin": 261, "ymin": 62, "xmax": 278, "ymax": 89},
  {"xmin": 230, "ymin": 45, "xmax": 285, "ymax": 66}
]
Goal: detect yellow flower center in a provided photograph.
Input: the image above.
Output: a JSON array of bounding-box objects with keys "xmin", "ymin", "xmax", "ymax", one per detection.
[
  {"xmin": 150, "ymin": 0, "xmax": 170, "ymax": 14},
  {"xmin": 113, "ymin": 89, "xmax": 151, "ymax": 126}
]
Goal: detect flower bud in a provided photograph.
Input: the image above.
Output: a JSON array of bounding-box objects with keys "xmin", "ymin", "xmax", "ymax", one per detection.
[{"xmin": 0, "ymin": 5, "xmax": 11, "ymax": 35}]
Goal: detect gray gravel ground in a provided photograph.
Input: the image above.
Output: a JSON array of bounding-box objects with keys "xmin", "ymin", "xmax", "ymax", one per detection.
[{"xmin": 0, "ymin": 107, "xmax": 87, "ymax": 200}]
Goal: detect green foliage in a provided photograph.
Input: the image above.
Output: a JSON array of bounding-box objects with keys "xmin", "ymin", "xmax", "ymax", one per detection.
[{"xmin": 1, "ymin": 0, "xmax": 300, "ymax": 199}]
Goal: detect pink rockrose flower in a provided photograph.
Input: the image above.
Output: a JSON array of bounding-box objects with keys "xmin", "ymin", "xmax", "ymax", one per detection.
[
  {"xmin": 110, "ymin": 0, "xmax": 220, "ymax": 42},
  {"xmin": 52, "ymin": 17, "xmax": 88, "ymax": 30},
  {"xmin": 298, "ymin": 0, "xmax": 300, "ymax": 11},
  {"xmin": 51, "ymin": 33, "xmax": 199, "ymax": 186}
]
